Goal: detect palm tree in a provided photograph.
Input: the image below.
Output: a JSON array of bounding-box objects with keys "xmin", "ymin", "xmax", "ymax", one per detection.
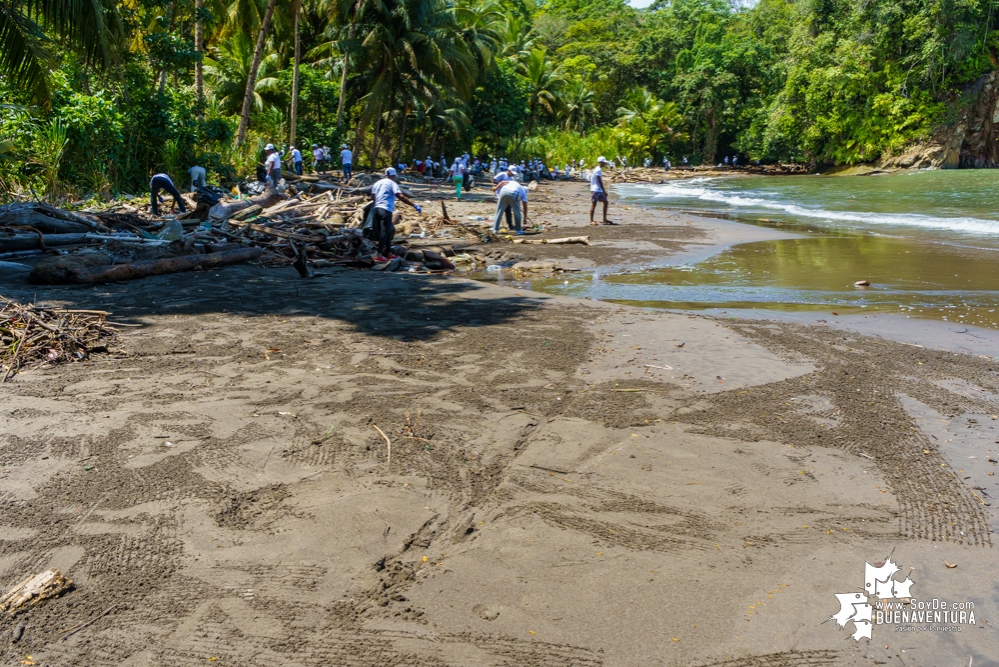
[
  {"xmin": 289, "ymin": 0, "xmax": 301, "ymax": 146},
  {"xmin": 0, "ymin": 0, "xmax": 117, "ymax": 105},
  {"xmin": 616, "ymin": 87, "xmax": 686, "ymax": 163},
  {"xmin": 235, "ymin": 0, "xmax": 279, "ymax": 145},
  {"xmin": 517, "ymin": 47, "xmax": 564, "ymax": 149},
  {"xmin": 496, "ymin": 10, "xmax": 534, "ymax": 61},
  {"xmin": 204, "ymin": 33, "xmax": 283, "ymax": 115},
  {"xmin": 350, "ymin": 0, "xmax": 477, "ymax": 167},
  {"xmin": 561, "ymin": 79, "xmax": 596, "ymax": 132}
]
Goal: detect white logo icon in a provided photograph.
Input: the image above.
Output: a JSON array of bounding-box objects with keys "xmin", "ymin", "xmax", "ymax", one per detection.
[{"xmin": 831, "ymin": 555, "xmax": 914, "ymax": 641}]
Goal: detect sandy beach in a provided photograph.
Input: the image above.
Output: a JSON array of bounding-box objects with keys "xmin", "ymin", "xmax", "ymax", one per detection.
[{"xmin": 2, "ymin": 178, "xmax": 998, "ymax": 667}]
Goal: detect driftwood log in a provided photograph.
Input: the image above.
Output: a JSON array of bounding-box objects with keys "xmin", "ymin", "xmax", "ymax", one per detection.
[
  {"xmin": 0, "ymin": 232, "xmax": 93, "ymax": 251},
  {"xmin": 30, "ymin": 247, "xmax": 264, "ymax": 284},
  {"xmin": 209, "ymin": 192, "xmax": 286, "ymax": 221},
  {"xmin": 512, "ymin": 236, "xmax": 590, "ymax": 245}
]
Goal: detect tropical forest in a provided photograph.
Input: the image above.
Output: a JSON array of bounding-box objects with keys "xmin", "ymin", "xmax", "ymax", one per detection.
[{"xmin": 1, "ymin": 0, "xmax": 997, "ymax": 198}]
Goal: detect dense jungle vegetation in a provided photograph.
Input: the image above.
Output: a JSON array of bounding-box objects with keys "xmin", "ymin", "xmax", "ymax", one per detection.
[{"xmin": 0, "ymin": 0, "xmax": 996, "ymax": 198}]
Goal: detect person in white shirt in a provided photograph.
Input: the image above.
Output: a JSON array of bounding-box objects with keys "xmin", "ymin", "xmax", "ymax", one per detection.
[
  {"xmin": 491, "ymin": 176, "xmax": 528, "ymax": 234},
  {"xmin": 264, "ymin": 143, "xmax": 282, "ymax": 192},
  {"xmin": 340, "ymin": 144, "xmax": 353, "ymax": 180},
  {"xmin": 589, "ymin": 156, "xmax": 613, "ymax": 225},
  {"xmin": 449, "ymin": 159, "xmax": 464, "ymax": 200},
  {"xmin": 188, "ymin": 165, "xmax": 207, "ymax": 192},
  {"xmin": 492, "ymin": 166, "xmax": 518, "ymax": 230},
  {"xmin": 369, "ymin": 167, "xmax": 421, "ymax": 261},
  {"xmin": 287, "ymin": 146, "xmax": 303, "ymax": 175},
  {"xmin": 312, "ymin": 144, "xmax": 326, "ymax": 173}
]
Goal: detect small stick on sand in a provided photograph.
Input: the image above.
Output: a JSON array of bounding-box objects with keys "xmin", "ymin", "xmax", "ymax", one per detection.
[{"xmin": 373, "ymin": 424, "xmax": 391, "ymax": 465}]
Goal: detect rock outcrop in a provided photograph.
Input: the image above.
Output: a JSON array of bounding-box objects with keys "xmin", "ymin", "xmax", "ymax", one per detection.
[{"xmin": 878, "ymin": 71, "xmax": 999, "ymax": 170}]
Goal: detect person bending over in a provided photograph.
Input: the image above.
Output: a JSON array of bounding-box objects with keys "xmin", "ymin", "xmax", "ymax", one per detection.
[
  {"xmin": 370, "ymin": 167, "xmax": 421, "ymax": 261},
  {"xmin": 150, "ymin": 172, "xmax": 187, "ymax": 216}
]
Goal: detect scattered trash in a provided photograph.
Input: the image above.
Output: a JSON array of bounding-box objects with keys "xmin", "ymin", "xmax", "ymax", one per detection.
[
  {"xmin": 854, "ymin": 280, "xmax": 870, "ymax": 287},
  {"xmin": 1, "ymin": 570, "xmax": 74, "ymax": 615},
  {"xmin": 943, "ymin": 560, "xmax": 957, "ymax": 568},
  {"xmin": 485, "ymin": 264, "xmax": 502, "ymax": 272}
]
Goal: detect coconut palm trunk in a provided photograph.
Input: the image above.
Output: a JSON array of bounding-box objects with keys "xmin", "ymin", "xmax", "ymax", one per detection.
[
  {"xmin": 194, "ymin": 0, "xmax": 204, "ymax": 112},
  {"xmin": 236, "ymin": 0, "xmax": 279, "ymax": 146},
  {"xmin": 289, "ymin": 0, "xmax": 301, "ymax": 147}
]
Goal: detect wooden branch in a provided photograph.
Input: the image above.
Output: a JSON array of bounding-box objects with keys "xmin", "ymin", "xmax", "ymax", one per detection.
[{"xmin": 32, "ymin": 247, "xmax": 264, "ymax": 285}]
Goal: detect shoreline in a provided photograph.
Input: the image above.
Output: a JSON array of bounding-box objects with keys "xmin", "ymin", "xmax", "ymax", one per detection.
[{"xmin": 1, "ymin": 179, "xmax": 998, "ymax": 665}]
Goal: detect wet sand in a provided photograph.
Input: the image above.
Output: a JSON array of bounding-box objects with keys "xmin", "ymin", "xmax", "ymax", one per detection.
[{"xmin": 2, "ymin": 179, "xmax": 998, "ymax": 667}]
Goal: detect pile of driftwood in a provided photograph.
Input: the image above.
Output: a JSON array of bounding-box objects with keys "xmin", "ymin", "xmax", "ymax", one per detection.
[
  {"xmin": 0, "ymin": 297, "xmax": 118, "ymax": 381},
  {"xmin": 0, "ymin": 176, "xmax": 503, "ymax": 283},
  {"xmin": 1, "ymin": 569, "xmax": 74, "ymax": 615}
]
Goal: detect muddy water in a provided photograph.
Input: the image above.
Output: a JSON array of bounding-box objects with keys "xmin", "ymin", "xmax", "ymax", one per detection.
[{"xmin": 530, "ymin": 170, "xmax": 999, "ymax": 328}]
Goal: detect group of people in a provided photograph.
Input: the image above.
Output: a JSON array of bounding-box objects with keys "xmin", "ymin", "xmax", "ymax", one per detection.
[{"xmin": 264, "ymin": 143, "xmax": 354, "ymax": 183}]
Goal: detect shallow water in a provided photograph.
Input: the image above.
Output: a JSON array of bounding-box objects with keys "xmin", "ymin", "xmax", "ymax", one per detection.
[{"xmin": 531, "ymin": 170, "xmax": 999, "ymax": 328}]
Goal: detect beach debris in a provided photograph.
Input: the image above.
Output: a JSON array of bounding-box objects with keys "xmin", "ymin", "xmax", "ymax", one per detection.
[
  {"xmin": 59, "ymin": 603, "xmax": 119, "ymax": 639},
  {"xmin": 373, "ymin": 424, "xmax": 391, "ymax": 464},
  {"xmin": 1, "ymin": 297, "xmax": 118, "ymax": 381},
  {"xmin": 12, "ymin": 625, "xmax": 25, "ymax": 642},
  {"xmin": 512, "ymin": 236, "xmax": 590, "ymax": 245},
  {"xmin": 943, "ymin": 560, "xmax": 957, "ymax": 569},
  {"xmin": 1, "ymin": 170, "xmax": 591, "ymax": 282},
  {"xmin": 511, "ymin": 260, "xmax": 560, "ymax": 274},
  {"xmin": 1, "ymin": 570, "xmax": 74, "ymax": 615},
  {"xmin": 854, "ymin": 280, "xmax": 871, "ymax": 287}
]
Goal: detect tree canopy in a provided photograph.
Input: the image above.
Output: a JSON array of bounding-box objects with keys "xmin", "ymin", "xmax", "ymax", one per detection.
[{"xmin": 1, "ymin": 0, "xmax": 998, "ymax": 198}]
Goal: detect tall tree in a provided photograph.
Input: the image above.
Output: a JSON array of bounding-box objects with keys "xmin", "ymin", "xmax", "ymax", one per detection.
[
  {"xmin": 289, "ymin": 0, "xmax": 301, "ymax": 146},
  {"xmin": 235, "ymin": 0, "xmax": 279, "ymax": 145},
  {"xmin": 195, "ymin": 0, "xmax": 204, "ymax": 111}
]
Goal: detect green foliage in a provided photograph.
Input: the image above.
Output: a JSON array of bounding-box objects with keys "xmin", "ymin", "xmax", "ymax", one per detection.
[
  {"xmin": 471, "ymin": 58, "xmax": 528, "ymax": 151},
  {"xmin": 3, "ymin": 0, "xmax": 999, "ymax": 201}
]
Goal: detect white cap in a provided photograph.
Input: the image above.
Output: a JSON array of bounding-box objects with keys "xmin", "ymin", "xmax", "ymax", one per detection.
[
  {"xmin": 597, "ymin": 156, "xmax": 607, "ymax": 162},
  {"xmin": 342, "ymin": 144, "xmax": 348, "ymax": 149},
  {"xmin": 265, "ymin": 143, "xmax": 275, "ymax": 150},
  {"xmin": 385, "ymin": 167, "xmax": 397, "ymax": 177}
]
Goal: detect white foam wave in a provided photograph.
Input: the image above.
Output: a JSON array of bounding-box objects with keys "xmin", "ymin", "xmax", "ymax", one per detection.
[{"xmin": 639, "ymin": 182, "xmax": 999, "ymax": 236}]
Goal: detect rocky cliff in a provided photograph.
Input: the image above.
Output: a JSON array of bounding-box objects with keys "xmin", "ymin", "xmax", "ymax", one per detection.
[{"xmin": 878, "ymin": 71, "xmax": 999, "ymax": 170}]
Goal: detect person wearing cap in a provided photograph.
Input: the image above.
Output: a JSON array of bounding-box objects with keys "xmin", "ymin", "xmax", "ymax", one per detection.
[
  {"xmin": 491, "ymin": 174, "xmax": 528, "ymax": 235},
  {"xmin": 312, "ymin": 144, "xmax": 326, "ymax": 173},
  {"xmin": 449, "ymin": 158, "xmax": 464, "ymax": 200},
  {"xmin": 149, "ymin": 171, "xmax": 187, "ymax": 216},
  {"xmin": 287, "ymin": 146, "xmax": 303, "ymax": 175},
  {"xmin": 589, "ymin": 156, "xmax": 613, "ymax": 225},
  {"xmin": 340, "ymin": 144, "xmax": 353, "ymax": 181},
  {"xmin": 264, "ymin": 144, "xmax": 282, "ymax": 193},
  {"xmin": 370, "ymin": 167, "xmax": 422, "ymax": 261}
]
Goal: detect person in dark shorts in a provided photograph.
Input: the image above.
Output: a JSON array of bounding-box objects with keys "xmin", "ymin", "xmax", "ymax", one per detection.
[
  {"xmin": 150, "ymin": 172, "xmax": 187, "ymax": 216},
  {"xmin": 588, "ymin": 156, "xmax": 613, "ymax": 225}
]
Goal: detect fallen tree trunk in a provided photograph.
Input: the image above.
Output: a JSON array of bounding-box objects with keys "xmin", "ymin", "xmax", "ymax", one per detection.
[
  {"xmin": 209, "ymin": 192, "xmax": 286, "ymax": 221},
  {"xmin": 32, "ymin": 247, "xmax": 264, "ymax": 285},
  {"xmin": 0, "ymin": 210, "xmax": 94, "ymax": 234},
  {"xmin": 0, "ymin": 232, "xmax": 93, "ymax": 251}
]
